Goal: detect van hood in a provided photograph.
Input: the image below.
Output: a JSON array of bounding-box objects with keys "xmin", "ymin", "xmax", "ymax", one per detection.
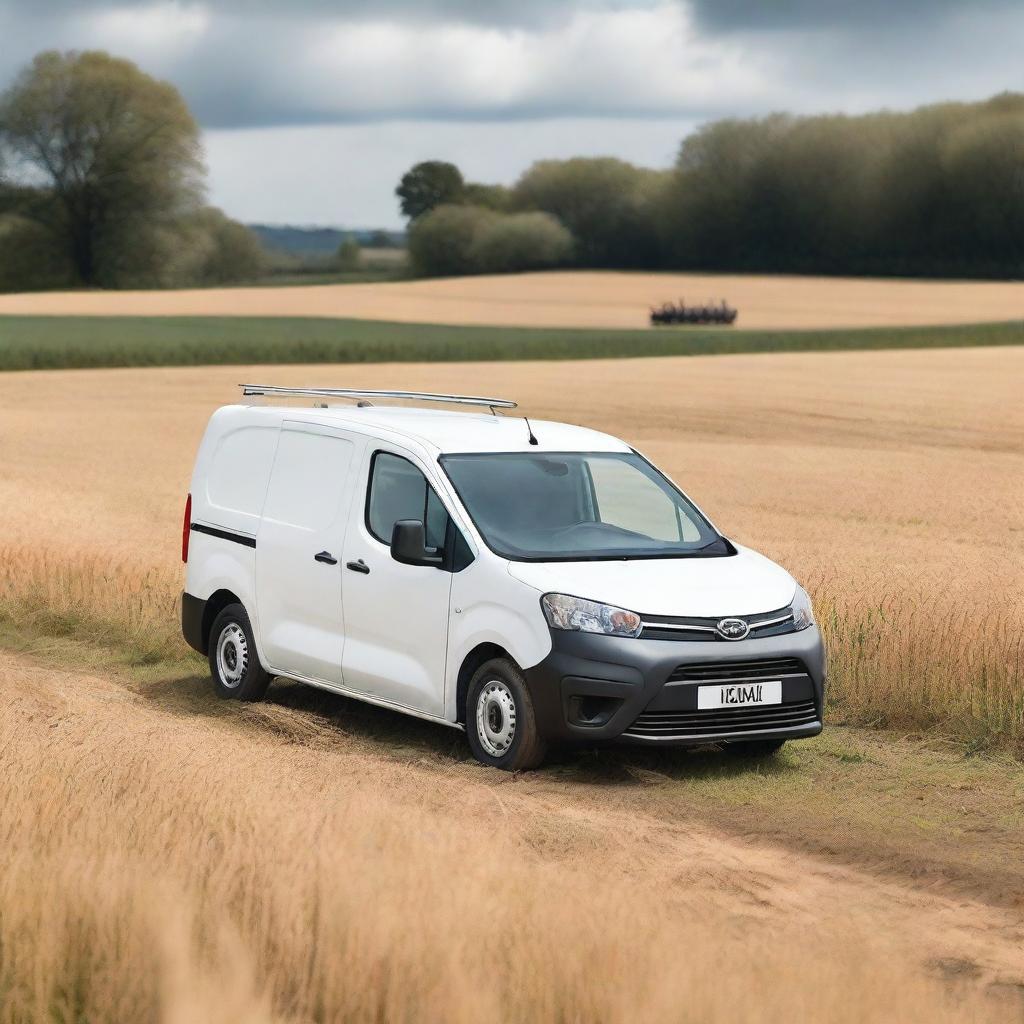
[{"xmin": 506, "ymin": 545, "xmax": 796, "ymax": 618}]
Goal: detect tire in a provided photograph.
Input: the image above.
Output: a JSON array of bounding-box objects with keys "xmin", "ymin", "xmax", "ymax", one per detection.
[
  {"xmin": 724, "ymin": 738, "xmax": 786, "ymax": 758},
  {"xmin": 466, "ymin": 658, "xmax": 547, "ymax": 771},
  {"xmin": 208, "ymin": 603, "xmax": 272, "ymax": 702}
]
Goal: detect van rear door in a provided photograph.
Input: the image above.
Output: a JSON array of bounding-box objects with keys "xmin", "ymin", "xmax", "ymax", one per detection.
[{"xmin": 255, "ymin": 424, "xmax": 360, "ymax": 683}]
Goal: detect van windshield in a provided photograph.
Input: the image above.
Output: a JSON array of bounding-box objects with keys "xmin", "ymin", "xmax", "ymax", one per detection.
[{"xmin": 440, "ymin": 452, "xmax": 729, "ymax": 561}]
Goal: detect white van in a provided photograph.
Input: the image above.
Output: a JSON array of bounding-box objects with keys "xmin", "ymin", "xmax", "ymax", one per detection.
[{"xmin": 182, "ymin": 386, "xmax": 824, "ymax": 770}]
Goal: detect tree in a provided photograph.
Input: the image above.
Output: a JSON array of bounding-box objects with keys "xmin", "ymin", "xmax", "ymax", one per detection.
[
  {"xmin": 336, "ymin": 236, "xmax": 362, "ymax": 271},
  {"xmin": 408, "ymin": 204, "xmax": 574, "ymax": 277},
  {"xmin": 0, "ymin": 50, "xmax": 204, "ymax": 287},
  {"xmin": 185, "ymin": 207, "xmax": 267, "ymax": 285},
  {"xmin": 940, "ymin": 110, "xmax": 1024, "ymax": 269},
  {"xmin": 0, "ymin": 213, "xmax": 74, "ymax": 291},
  {"xmin": 656, "ymin": 95, "xmax": 1024, "ymax": 277},
  {"xmin": 462, "ymin": 181, "xmax": 512, "ymax": 212},
  {"xmin": 469, "ymin": 211, "xmax": 573, "ymax": 273},
  {"xmin": 408, "ymin": 204, "xmax": 493, "ymax": 276},
  {"xmin": 512, "ymin": 157, "xmax": 666, "ymax": 267},
  {"xmin": 396, "ymin": 161, "xmax": 464, "ymax": 221}
]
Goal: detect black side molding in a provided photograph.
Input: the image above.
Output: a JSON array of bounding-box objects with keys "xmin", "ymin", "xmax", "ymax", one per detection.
[{"xmin": 191, "ymin": 523, "xmax": 257, "ymax": 548}]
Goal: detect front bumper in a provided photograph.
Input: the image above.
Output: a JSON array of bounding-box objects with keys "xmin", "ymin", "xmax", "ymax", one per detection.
[{"xmin": 522, "ymin": 626, "xmax": 826, "ymax": 746}]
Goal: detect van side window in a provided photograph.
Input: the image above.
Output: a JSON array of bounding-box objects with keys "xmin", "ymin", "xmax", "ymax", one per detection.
[
  {"xmin": 263, "ymin": 430, "xmax": 355, "ymax": 531},
  {"xmin": 367, "ymin": 452, "xmax": 449, "ymax": 549},
  {"xmin": 206, "ymin": 425, "xmax": 279, "ymax": 524}
]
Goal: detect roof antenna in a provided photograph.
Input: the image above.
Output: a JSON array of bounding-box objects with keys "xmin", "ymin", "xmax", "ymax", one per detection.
[{"xmin": 524, "ymin": 416, "xmax": 539, "ymax": 446}]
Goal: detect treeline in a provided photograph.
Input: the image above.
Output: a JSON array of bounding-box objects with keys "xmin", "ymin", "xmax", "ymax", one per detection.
[
  {"xmin": 5, "ymin": 50, "xmax": 1021, "ymax": 290},
  {"xmin": 402, "ymin": 92, "xmax": 1024, "ymax": 279},
  {"xmin": 0, "ymin": 51, "xmax": 265, "ymax": 292},
  {"xmin": 399, "ymin": 158, "xmax": 663, "ymax": 277}
]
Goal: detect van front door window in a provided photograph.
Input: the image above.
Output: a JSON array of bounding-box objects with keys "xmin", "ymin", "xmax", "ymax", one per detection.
[{"xmin": 367, "ymin": 451, "xmax": 449, "ymax": 549}]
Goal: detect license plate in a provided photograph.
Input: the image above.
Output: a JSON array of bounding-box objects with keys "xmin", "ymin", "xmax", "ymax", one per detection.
[{"xmin": 697, "ymin": 680, "xmax": 782, "ymax": 710}]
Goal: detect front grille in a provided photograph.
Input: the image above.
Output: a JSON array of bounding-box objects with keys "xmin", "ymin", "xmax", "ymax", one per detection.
[
  {"xmin": 640, "ymin": 607, "xmax": 796, "ymax": 641},
  {"xmin": 667, "ymin": 658, "xmax": 806, "ymax": 684},
  {"xmin": 624, "ymin": 698, "xmax": 818, "ymax": 739}
]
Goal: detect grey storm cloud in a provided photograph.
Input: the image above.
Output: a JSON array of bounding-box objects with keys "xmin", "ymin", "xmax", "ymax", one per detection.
[
  {"xmin": 688, "ymin": 0, "xmax": 1019, "ymax": 31},
  {"xmin": 0, "ymin": 0, "xmax": 739, "ymax": 128},
  {"xmin": 11, "ymin": 0, "xmax": 1016, "ymax": 31},
  {"xmin": 4, "ymin": 0, "xmax": 650, "ymax": 29},
  {"xmin": 1, "ymin": 0, "xmax": 1022, "ymax": 131}
]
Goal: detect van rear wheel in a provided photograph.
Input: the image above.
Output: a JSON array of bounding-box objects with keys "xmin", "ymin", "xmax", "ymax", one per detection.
[
  {"xmin": 208, "ymin": 603, "xmax": 271, "ymax": 702},
  {"xmin": 466, "ymin": 659, "xmax": 546, "ymax": 771}
]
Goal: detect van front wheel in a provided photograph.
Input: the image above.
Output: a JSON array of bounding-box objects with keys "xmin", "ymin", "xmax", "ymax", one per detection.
[
  {"xmin": 466, "ymin": 659, "xmax": 547, "ymax": 771},
  {"xmin": 208, "ymin": 603, "xmax": 271, "ymax": 702}
]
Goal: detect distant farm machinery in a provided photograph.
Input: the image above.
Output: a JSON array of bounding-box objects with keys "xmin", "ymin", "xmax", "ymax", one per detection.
[{"xmin": 650, "ymin": 300, "xmax": 737, "ymax": 326}]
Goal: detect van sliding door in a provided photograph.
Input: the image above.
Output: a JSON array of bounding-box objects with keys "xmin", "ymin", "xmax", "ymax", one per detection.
[{"xmin": 255, "ymin": 425, "xmax": 359, "ymax": 684}]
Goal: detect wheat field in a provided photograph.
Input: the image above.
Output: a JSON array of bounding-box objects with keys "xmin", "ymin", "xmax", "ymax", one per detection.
[
  {"xmin": 2, "ymin": 347, "xmax": 1024, "ymax": 1021},
  {"xmin": 1, "ymin": 269, "xmax": 1023, "ymax": 329}
]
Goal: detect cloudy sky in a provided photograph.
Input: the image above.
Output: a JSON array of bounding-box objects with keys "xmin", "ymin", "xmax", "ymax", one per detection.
[{"xmin": 2, "ymin": 0, "xmax": 1021, "ymax": 227}]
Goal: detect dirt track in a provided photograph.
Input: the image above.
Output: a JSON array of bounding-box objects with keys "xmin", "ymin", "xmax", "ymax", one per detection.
[{"xmin": 2, "ymin": 270, "xmax": 1023, "ymax": 328}]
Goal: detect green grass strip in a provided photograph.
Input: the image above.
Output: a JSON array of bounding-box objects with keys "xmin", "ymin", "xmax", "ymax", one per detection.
[{"xmin": 0, "ymin": 315, "xmax": 1021, "ymax": 371}]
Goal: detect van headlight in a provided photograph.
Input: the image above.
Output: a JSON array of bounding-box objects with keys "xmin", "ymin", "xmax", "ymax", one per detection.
[
  {"xmin": 542, "ymin": 594, "xmax": 642, "ymax": 638},
  {"xmin": 791, "ymin": 586, "xmax": 815, "ymax": 631}
]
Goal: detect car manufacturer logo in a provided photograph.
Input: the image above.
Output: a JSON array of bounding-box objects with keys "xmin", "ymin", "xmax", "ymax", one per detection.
[{"xmin": 716, "ymin": 617, "xmax": 750, "ymax": 641}]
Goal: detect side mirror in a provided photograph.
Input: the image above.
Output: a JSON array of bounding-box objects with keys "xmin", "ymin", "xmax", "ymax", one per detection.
[{"xmin": 390, "ymin": 519, "xmax": 443, "ymax": 567}]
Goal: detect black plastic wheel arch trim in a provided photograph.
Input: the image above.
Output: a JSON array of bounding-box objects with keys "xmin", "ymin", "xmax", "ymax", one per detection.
[{"xmin": 181, "ymin": 592, "xmax": 206, "ymax": 654}]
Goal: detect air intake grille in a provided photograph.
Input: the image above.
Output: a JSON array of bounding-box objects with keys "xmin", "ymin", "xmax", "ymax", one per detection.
[
  {"xmin": 624, "ymin": 699, "xmax": 818, "ymax": 739},
  {"xmin": 667, "ymin": 658, "xmax": 806, "ymax": 684}
]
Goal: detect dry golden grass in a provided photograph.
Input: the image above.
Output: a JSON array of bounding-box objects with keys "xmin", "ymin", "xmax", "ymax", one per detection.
[
  {"xmin": 1, "ymin": 269, "xmax": 1023, "ymax": 329},
  {"xmin": 4, "ymin": 649, "xmax": 1024, "ymax": 1024}
]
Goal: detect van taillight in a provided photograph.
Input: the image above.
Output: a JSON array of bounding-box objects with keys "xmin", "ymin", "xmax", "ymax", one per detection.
[{"xmin": 182, "ymin": 493, "xmax": 192, "ymax": 563}]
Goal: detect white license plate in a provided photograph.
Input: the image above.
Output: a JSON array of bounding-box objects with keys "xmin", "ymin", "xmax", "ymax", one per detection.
[{"xmin": 697, "ymin": 680, "xmax": 782, "ymax": 710}]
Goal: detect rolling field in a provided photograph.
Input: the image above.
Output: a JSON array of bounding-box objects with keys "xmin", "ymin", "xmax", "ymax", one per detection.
[
  {"xmin": 2, "ymin": 269, "xmax": 1024, "ymax": 329},
  {"xmin": 2, "ymin": 347, "xmax": 1023, "ymax": 1021}
]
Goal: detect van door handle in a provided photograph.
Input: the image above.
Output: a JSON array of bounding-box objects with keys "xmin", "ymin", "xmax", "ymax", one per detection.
[
  {"xmin": 314, "ymin": 551, "xmax": 338, "ymax": 565},
  {"xmin": 346, "ymin": 559, "xmax": 370, "ymax": 574}
]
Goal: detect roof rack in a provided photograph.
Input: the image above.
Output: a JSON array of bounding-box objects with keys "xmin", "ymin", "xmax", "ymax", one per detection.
[{"xmin": 239, "ymin": 385, "xmax": 517, "ymax": 412}]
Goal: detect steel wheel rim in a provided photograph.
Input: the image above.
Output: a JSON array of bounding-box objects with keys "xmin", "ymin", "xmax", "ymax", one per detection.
[
  {"xmin": 216, "ymin": 623, "xmax": 248, "ymax": 688},
  {"xmin": 475, "ymin": 680, "xmax": 517, "ymax": 758}
]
